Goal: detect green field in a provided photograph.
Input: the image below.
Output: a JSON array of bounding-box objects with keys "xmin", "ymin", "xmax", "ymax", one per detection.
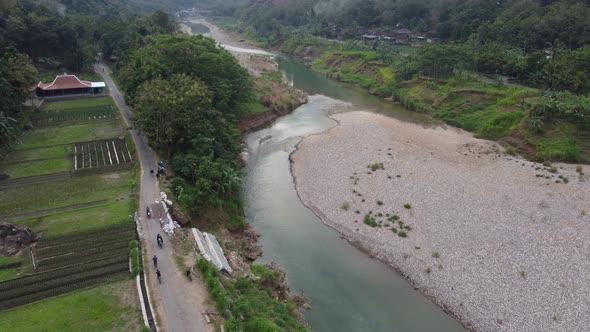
[
  {"xmin": 43, "ymin": 97, "xmax": 113, "ymax": 111},
  {"xmin": 0, "ymin": 280, "xmax": 141, "ymax": 332},
  {"xmin": 2, "ymin": 146, "xmax": 71, "ymax": 163},
  {"xmin": 0, "ymin": 172, "xmax": 134, "ymax": 217},
  {"xmin": 0, "ymin": 158, "xmax": 71, "ymax": 179},
  {"xmin": 14, "ymin": 202, "xmax": 132, "ymax": 237},
  {"xmin": 15, "ymin": 120, "xmax": 123, "ymax": 150}
]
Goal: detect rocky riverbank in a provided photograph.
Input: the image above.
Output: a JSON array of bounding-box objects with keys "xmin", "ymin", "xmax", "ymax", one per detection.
[{"xmin": 291, "ymin": 110, "xmax": 590, "ymax": 332}]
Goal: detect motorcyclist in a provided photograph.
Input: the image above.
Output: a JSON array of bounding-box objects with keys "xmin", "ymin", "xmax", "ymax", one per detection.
[
  {"xmin": 152, "ymin": 255, "xmax": 157, "ymax": 267},
  {"xmin": 146, "ymin": 206, "xmax": 151, "ymax": 218}
]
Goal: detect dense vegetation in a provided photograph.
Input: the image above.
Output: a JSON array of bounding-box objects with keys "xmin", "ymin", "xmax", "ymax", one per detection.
[
  {"xmin": 213, "ymin": 0, "xmax": 590, "ymax": 94},
  {"xmin": 118, "ymin": 34, "xmax": 252, "ymax": 220},
  {"xmin": 207, "ymin": 0, "xmax": 590, "ymax": 162},
  {"xmin": 198, "ymin": 259, "xmax": 307, "ymax": 331},
  {"xmin": 0, "ymin": 0, "xmax": 178, "ymax": 149}
]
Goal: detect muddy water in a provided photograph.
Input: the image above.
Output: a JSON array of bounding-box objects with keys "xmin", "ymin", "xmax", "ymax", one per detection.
[{"xmin": 189, "ymin": 21, "xmax": 464, "ymax": 332}]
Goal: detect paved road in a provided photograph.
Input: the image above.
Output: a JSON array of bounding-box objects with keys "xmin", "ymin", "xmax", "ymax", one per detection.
[{"xmin": 96, "ymin": 63, "xmax": 211, "ymax": 332}]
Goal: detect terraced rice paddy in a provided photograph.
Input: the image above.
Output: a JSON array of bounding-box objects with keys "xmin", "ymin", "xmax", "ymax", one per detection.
[{"xmin": 0, "ymin": 96, "xmax": 139, "ymax": 313}]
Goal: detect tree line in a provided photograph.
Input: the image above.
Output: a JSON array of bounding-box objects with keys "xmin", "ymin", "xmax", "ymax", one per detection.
[
  {"xmin": 0, "ymin": 0, "xmax": 177, "ymax": 147},
  {"xmin": 212, "ymin": 0, "xmax": 590, "ymax": 93}
]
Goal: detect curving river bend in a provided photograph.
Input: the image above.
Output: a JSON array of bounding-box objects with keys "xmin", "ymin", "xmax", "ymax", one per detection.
[
  {"xmin": 242, "ymin": 58, "xmax": 465, "ymax": 331},
  {"xmin": 186, "ymin": 22, "xmax": 464, "ymax": 331}
]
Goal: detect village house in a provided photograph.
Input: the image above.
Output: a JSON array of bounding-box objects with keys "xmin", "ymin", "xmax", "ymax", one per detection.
[{"xmin": 30, "ymin": 73, "xmax": 106, "ymax": 98}]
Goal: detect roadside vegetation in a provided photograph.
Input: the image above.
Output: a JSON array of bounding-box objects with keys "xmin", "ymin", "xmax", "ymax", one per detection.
[{"xmin": 198, "ymin": 259, "xmax": 308, "ymax": 331}]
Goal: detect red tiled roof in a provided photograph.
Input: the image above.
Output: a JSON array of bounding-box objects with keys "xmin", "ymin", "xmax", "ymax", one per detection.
[{"xmin": 32, "ymin": 74, "xmax": 93, "ymax": 91}]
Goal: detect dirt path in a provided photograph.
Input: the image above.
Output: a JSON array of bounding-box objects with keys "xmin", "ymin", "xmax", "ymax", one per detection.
[{"xmin": 95, "ymin": 63, "xmax": 213, "ymax": 332}]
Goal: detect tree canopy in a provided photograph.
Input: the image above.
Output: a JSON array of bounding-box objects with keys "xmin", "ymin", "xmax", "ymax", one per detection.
[{"xmin": 119, "ymin": 34, "xmax": 252, "ymax": 114}]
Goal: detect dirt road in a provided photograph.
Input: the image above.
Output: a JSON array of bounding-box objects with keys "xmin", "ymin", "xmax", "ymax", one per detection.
[{"xmin": 95, "ymin": 63, "xmax": 212, "ymax": 332}]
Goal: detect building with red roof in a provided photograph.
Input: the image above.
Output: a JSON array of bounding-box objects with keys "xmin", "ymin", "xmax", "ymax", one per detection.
[{"xmin": 31, "ymin": 73, "xmax": 106, "ymax": 98}]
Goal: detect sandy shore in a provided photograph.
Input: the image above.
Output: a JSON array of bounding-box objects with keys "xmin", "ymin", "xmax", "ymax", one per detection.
[{"xmin": 292, "ymin": 111, "xmax": 590, "ymax": 332}]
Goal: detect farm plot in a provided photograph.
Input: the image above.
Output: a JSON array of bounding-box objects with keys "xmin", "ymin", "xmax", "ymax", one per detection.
[
  {"xmin": 15, "ymin": 120, "xmax": 123, "ymax": 150},
  {"xmin": 0, "ymin": 224, "xmax": 135, "ymax": 311},
  {"xmin": 43, "ymin": 96, "xmax": 112, "ymax": 111},
  {"xmin": 13, "ymin": 201, "xmax": 133, "ymax": 237},
  {"xmin": 74, "ymin": 138, "xmax": 132, "ymax": 170},
  {"xmin": 31, "ymin": 105, "xmax": 115, "ymax": 126},
  {"xmin": 0, "ymin": 279, "xmax": 141, "ymax": 332},
  {"xmin": 0, "ymin": 171, "xmax": 133, "ymax": 217},
  {"xmin": 0, "ymin": 158, "xmax": 71, "ymax": 179}
]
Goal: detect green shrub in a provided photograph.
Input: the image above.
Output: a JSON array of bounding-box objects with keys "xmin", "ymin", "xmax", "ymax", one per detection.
[
  {"xmin": 228, "ymin": 215, "xmax": 248, "ymax": 232},
  {"xmin": 129, "ymin": 247, "xmax": 140, "ymax": 277},
  {"xmin": 367, "ymin": 162, "xmax": 384, "ymax": 171},
  {"xmin": 128, "ymin": 240, "xmax": 138, "ymax": 251},
  {"xmin": 403, "ymin": 203, "xmax": 412, "ymax": 209},
  {"xmin": 341, "ymin": 202, "xmax": 350, "ymax": 211},
  {"xmin": 398, "ymin": 231, "xmax": 407, "ymax": 238},
  {"xmin": 364, "ymin": 214, "xmax": 378, "ymax": 227}
]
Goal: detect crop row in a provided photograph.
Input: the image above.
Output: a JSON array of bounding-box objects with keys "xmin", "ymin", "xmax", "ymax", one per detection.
[
  {"xmin": 31, "ymin": 105, "xmax": 114, "ymax": 124},
  {"xmin": 74, "ymin": 138, "xmax": 132, "ymax": 170},
  {"xmin": 0, "ymin": 254, "xmax": 128, "ymax": 292},
  {"xmin": 0, "ymin": 271, "xmax": 127, "ymax": 311},
  {"xmin": 0, "ymin": 261, "xmax": 128, "ymax": 302},
  {"xmin": 37, "ymin": 249, "xmax": 128, "ymax": 273},
  {"xmin": 37, "ymin": 223, "xmax": 134, "ymax": 247},
  {"xmin": 37, "ymin": 240, "xmax": 129, "ymax": 262},
  {"xmin": 36, "ymin": 230, "xmax": 135, "ymax": 256}
]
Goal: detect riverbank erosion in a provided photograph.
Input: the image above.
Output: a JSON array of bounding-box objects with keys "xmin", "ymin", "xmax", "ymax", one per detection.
[{"xmin": 291, "ymin": 111, "xmax": 590, "ymax": 332}]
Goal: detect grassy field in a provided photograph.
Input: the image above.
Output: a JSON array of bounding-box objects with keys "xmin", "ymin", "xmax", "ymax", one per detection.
[
  {"xmin": 0, "ymin": 158, "xmax": 71, "ymax": 179},
  {"xmin": 0, "ymin": 279, "xmax": 142, "ymax": 332},
  {"xmin": 14, "ymin": 201, "xmax": 132, "ymax": 237},
  {"xmin": 2, "ymin": 146, "xmax": 71, "ymax": 163},
  {"xmin": 0, "ymin": 256, "xmax": 19, "ymax": 266},
  {"xmin": 43, "ymin": 97, "xmax": 113, "ymax": 111},
  {"xmin": 0, "ymin": 172, "xmax": 133, "ymax": 217},
  {"xmin": 15, "ymin": 120, "xmax": 122, "ymax": 150}
]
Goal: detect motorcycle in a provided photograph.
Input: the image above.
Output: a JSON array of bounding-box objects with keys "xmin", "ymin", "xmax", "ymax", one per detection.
[
  {"xmin": 186, "ymin": 270, "xmax": 193, "ymax": 282},
  {"xmin": 146, "ymin": 206, "xmax": 151, "ymax": 219}
]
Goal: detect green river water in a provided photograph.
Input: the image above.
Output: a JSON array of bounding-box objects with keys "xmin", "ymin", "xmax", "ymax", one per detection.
[
  {"xmin": 187, "ymin": 22, "xmax": 465, "ymax": 332},
  {"xmin": 242, "ymin": 57, "xmax": 465, "ymax": 332}
]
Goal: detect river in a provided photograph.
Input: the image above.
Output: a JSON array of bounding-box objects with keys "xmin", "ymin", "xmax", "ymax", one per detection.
[
  {"xmin": 187, "ymin": 22, "xmax": 464, "ymax": 332},
  {"xmin": 243, "ymin": 60, "xmax": 465, "ymax": 331}
]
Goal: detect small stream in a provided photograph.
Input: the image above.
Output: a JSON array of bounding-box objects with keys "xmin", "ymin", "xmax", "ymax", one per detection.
[{"xmin": 188, "ymin": 22, "xmax": 465, "ymax": 332}]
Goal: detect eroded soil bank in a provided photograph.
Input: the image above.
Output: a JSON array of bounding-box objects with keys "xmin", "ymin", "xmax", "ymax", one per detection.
[{"xmin": 292, "ymin": 111, "xmax": 590, "ymax": 332}]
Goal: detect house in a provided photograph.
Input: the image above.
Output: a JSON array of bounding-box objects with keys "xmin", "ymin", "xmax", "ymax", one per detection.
[
  {"xmin": 361, "ymin": 34, "xmax": 379, "ymax": 40},
  {"xmin": 31, "ymin": 73, "xmax": 106, "ymax": 98},
  {"xmin": 393, "ymin": 28, "xmax": 412, "ymax": 44}
]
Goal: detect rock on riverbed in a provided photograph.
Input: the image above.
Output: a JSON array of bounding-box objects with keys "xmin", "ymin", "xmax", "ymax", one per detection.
[{"xmin": 291, "ymin": 111, "xmax": 590, "ymax": 332}]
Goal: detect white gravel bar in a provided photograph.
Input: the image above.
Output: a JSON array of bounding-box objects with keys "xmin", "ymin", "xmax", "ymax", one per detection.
[{"xmin": 291, "ymin": 111, "xmax": 590, "ymax": 332}]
